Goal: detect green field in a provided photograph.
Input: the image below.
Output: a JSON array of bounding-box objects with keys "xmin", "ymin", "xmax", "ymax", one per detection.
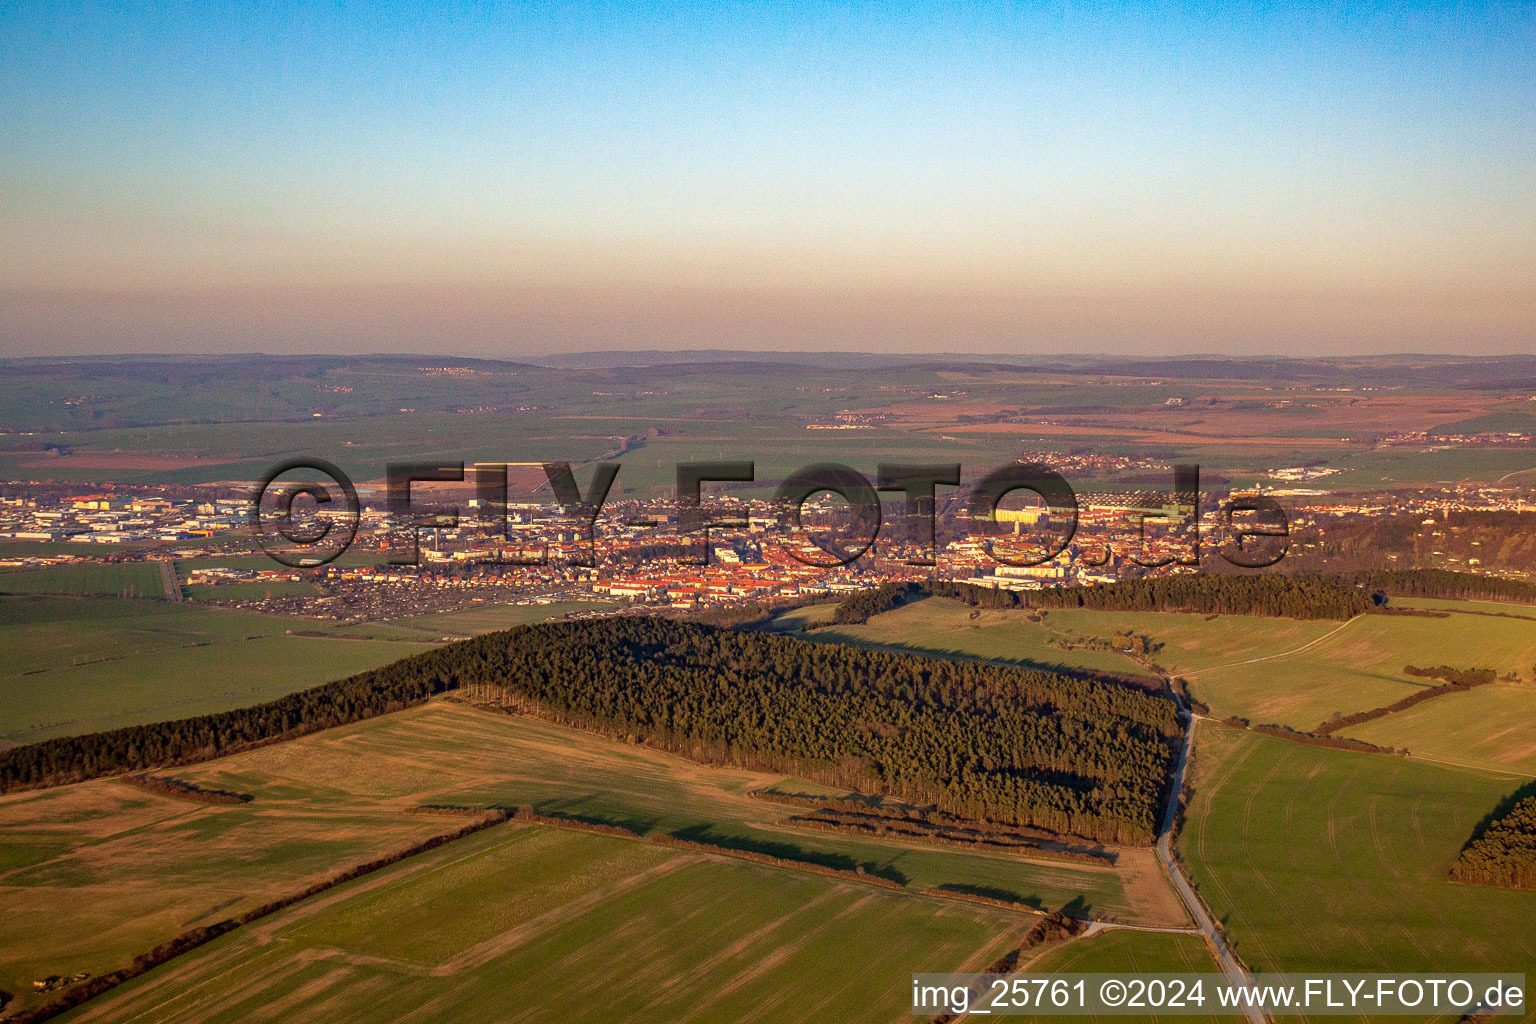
[
  {"xmin": 1321, "ymin": 448, "xmax": 1536, "ymax": 489},
  {"xmin": 0, "ymin": 777, "xmax": 456, "ymax": 1015},
  {"xmin": 42, "ymin": 824, "xmax": 1026, "ymax": 1024},
  {"xmin": 1178, "ymin": 724, "xmax": 1536, "ymax": 982},
  {"xmin": 1184, "ymin": 602, "xmax": 1536, "ymax": 730},
  {"xmin": 379, "ymin": 599, "xmax": 618, "ymax": 637},
  {"xmin": 767, "ymin": 602, "xmax": 840, "ymax": 630},
  {"xmin": 1040, "ymin": 608, "xmax": 1336, "ymax": 675},
  {"xmin": 0, "ymin": 561, "xmax": 169, "ymax": 598},
  {"xmin": 792, "ymin": 596, "xmax": 1352, "ymax": 682},
  {"xmin": 790, "ymin": 597, "xmax": 1155, "ymax": 679},
  {"xmin": 0, "ymin": 596, "xmax": 435, "ymax": 743},
  {"xmin": 0, "ymin": 591, "xmax": 619, "ymax": 743},
  {"xmin": 181, "ymin": 579, "xmax": 323, "ymax": 601},
  {"xmin": 1338, "ymin": 682, "xmax": 1536, "ymax": 776},
  {"xmin": 1027, "ymin": 927, "xmax": 1215, "ymax": 973},
  {"xmin": 788, "ymin": 597, "xmax": 1536, "ymax": 760},
  {"xmin": 179, "ymin": 702, "xmax": 1165, "ymax": 920},
  {"xmin": 0, "ymin": 700, "xmax": 1174, "ymax": 1018},
  {"xmin": 1018, "ymin": 929, "xmax": 1223, "ymax": 1024}
]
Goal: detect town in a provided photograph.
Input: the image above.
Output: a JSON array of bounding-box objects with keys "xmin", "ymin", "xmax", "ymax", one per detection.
[{"xmin": 4, "ymin": 467, "xmax": 1533, "ymax": 625}]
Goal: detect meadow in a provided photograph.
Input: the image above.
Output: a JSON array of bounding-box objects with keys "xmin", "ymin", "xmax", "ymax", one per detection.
[
  {"xmin": 179, "ymin": 579, "xmax": 321, "ymax": 601},
  {"xmin": 791, "ymin": 595, "xmax": 1348, "ymax": 681},
  {"xmin": 828, "ymin": 597, "xmax": 1536, "ymax": 742},
  {"xmin": 0, "ymin": 561, "xmax": 169, "ymax": 599},
  {"xmin": 788, "ymin": 597, "xmax": 1154, "ymax": 679},
  {"xmin": 1023, "ymin": 928, "xmax": 1224, "ymax": 1024},
  {"xmin": 1335, "ymin": 682, "xmax": 1536, "ymax": 776},
  {"xmin": 1177, "ymin": 724, "xmax": 1536, "ymax": 981},
  {"xmin": 1182, "ymin": 600, "xmax": 1536, "ymax": 730},
  {"xmin": 183, "ymin": 702, "xmax": 1170, "ymax": 920},
  {"xmin": 0, "ymin": 700, "xmax": 1179, "ymax": 1018},
  {"xmin": 377, "ymin": 599, "xmax": 617, "ymax": 637},
  {"xmin": 39, "ymin": 824, "xmax": 1028, "ymax": 1024},
  {"xmin": 0, "ymin": 596, "xmax": 434, "ymax": 744},
  {"xmin": 0, "ymin": 777, "xmax": 455, "ymax": 1016},
  {"xmin": 1026, "ymin": 927, "xmax": 1215, "ymax": 974}
]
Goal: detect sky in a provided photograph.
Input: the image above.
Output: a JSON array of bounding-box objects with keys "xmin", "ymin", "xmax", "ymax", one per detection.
[{"xmin": 1, "ymin": 1, "xmax": 1533, "ymax": 358}]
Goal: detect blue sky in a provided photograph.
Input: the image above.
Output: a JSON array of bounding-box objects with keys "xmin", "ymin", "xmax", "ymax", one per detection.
[{"xmin": 2, "ymin": 2, "xmax": 1532, "ymax": 355}]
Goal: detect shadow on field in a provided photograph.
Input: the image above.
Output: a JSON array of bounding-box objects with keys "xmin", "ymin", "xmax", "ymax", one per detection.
[
  {"xmin": 529, "ymin": 795, "xmax": 660, "ymax": 837},
  {"xmin": 928, "ymin": 883, "xmax": 1046, "ymax": 911},
  {"xmin": 1460, "ymin": 778, "xmax": 1536, "ymax": 851},
  {"xmin": 669, "ymin": 823, "xmax": 909, "ymax": 886}
]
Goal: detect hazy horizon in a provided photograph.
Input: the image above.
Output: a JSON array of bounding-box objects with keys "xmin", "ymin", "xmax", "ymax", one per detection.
[{"xmin": 4, "ymin": 3, "xmax": 1533, "ymax": 358}]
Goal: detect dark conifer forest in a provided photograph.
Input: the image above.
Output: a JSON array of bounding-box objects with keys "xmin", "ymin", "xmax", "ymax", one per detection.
[
  {"xmin": 1451, "ymin": 794, "xmax": 1536, "ymax": 890},
  {"xmin": 0, "ymin": 617, "xmax": 1179, "ymax": 844},
  {"xmin": 928, "ymin": 574, "xmax": 1372, "ymax": 619}
]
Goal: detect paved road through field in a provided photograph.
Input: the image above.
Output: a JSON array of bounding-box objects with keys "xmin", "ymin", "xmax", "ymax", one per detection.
[
  {"xmin": 1158, "ymin": 701, "xmax": 1270, "ymax": 1024},
  {"xmin": 160, "ymin": 560, "xmax": 183, "ymax": 602}
]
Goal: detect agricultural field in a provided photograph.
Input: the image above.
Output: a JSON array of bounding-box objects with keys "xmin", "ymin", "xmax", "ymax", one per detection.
[
  {"xmin": 0, "ymin": 561, "xmax": 169, "ymax": 599},
  {"xmin": 172, "ymin": 553, "xmax": 384, "ymax": 579},
  {"xmin": 1027, "ymin": 927, "xmax": 1216, "ymax": 974},
  {"xmin": 0, "ymin": 700, "xmax": 1180, "ymax": 1018},
  {"xmin": 33, "ymin": 824, "xmax": 1027, "ymax": 1024},
  {"xmin": 179, "ymin": 579, "xmax": 322, "ymax": 601},
  {"xmin": 0, "ymin": 776, "xmax": 455, "ymax": 1016},
  {"xmin": 793, "ymin": 595, "xmax": 1349, "ymax": 685},
  {"xmin": 183, "ymin": 702, "xmax": 1174, "ymax": 921},
  {"xmin": 1320, "ymin": 447, "xmax": 1536, "ymax": 490},
  {"xmin": 1024, "ymin": 928, "xmax": 1224, "ymax": 1024},
  {"xmin": 790, "ymin": 597, "xmax": 1154, "ymax": 679},
  {"xmin": 1336, "ymin": 682, "xmax": 1536, "ymax": 776},
  {"xmin": 791, "ymin": 596, "xmax": 1536, "ymax": 751},
  {"xmin": 378, "ymin": 599, "xmax": 618, "ymax": 637},
  {"xmin": 1177, "ymin": 724, "xmax": 1536, "ymax": 979},
  {"xmin": 0, "ymin": 595, "xmax": 435, "ymax": 744},
  {"xmin": 1038, "ymin": 608, "xmax": 1336, "ymax": 676},
  {"xmin": 1182, "ymin": 600, "xmax": 1536, "ymax": 730},
  {"xmin": 766, "ymin": 602, "xmax": 840, "ymax": 630}
]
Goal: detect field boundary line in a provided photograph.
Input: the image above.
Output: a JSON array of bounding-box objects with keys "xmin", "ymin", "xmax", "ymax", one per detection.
[
  {"xmin": 1184, "ymin": 614, "xmax": 1363, "ymax": 679},
  {"xmin": 1402, "ymin": 753, "xmax": 1536, "ymax": 779}
]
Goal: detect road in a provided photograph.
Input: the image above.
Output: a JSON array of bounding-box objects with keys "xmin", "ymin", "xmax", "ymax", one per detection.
[
  {"xmin": 159, "ymin": 560, "xmax": 183, "ymax": 602},
  {"xmin": 1156, "ymin": 703, "xmax": 1270, "ymax": 1024}
]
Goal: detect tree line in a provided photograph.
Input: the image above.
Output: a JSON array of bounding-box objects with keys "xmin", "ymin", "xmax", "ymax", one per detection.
[
  {"xmin": 1221, "ymin": 717, "xmax": 1403, "ymax": 756},
  {"xmin": 925, "ymin": 574, "xmax": 1371, "ymax": 619},
  {"xmin": 825, "ymin": 570, "xmax": 1536, "ymax": 627},
  {"xmin": 117, "ymin": 774, "xmax": 252, "ymax": 805},
  {"xmin": 0, "ymin": 654, "xmax": 457, "ymax": 792},
  {"xmin": 1313, "ymin": 665, "xmax": 1498, "ymax": 736},
  {"xmin": 830, "ymin": 581, "xmax": 918, "ymax": 624},
  {"xmin": 1341, "ymin": 568, "xmax": 1536, "ymax": 604},
  {"xmin": 1450, "ymin": 794, "xmax": 1536, "ymax": 890}
]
